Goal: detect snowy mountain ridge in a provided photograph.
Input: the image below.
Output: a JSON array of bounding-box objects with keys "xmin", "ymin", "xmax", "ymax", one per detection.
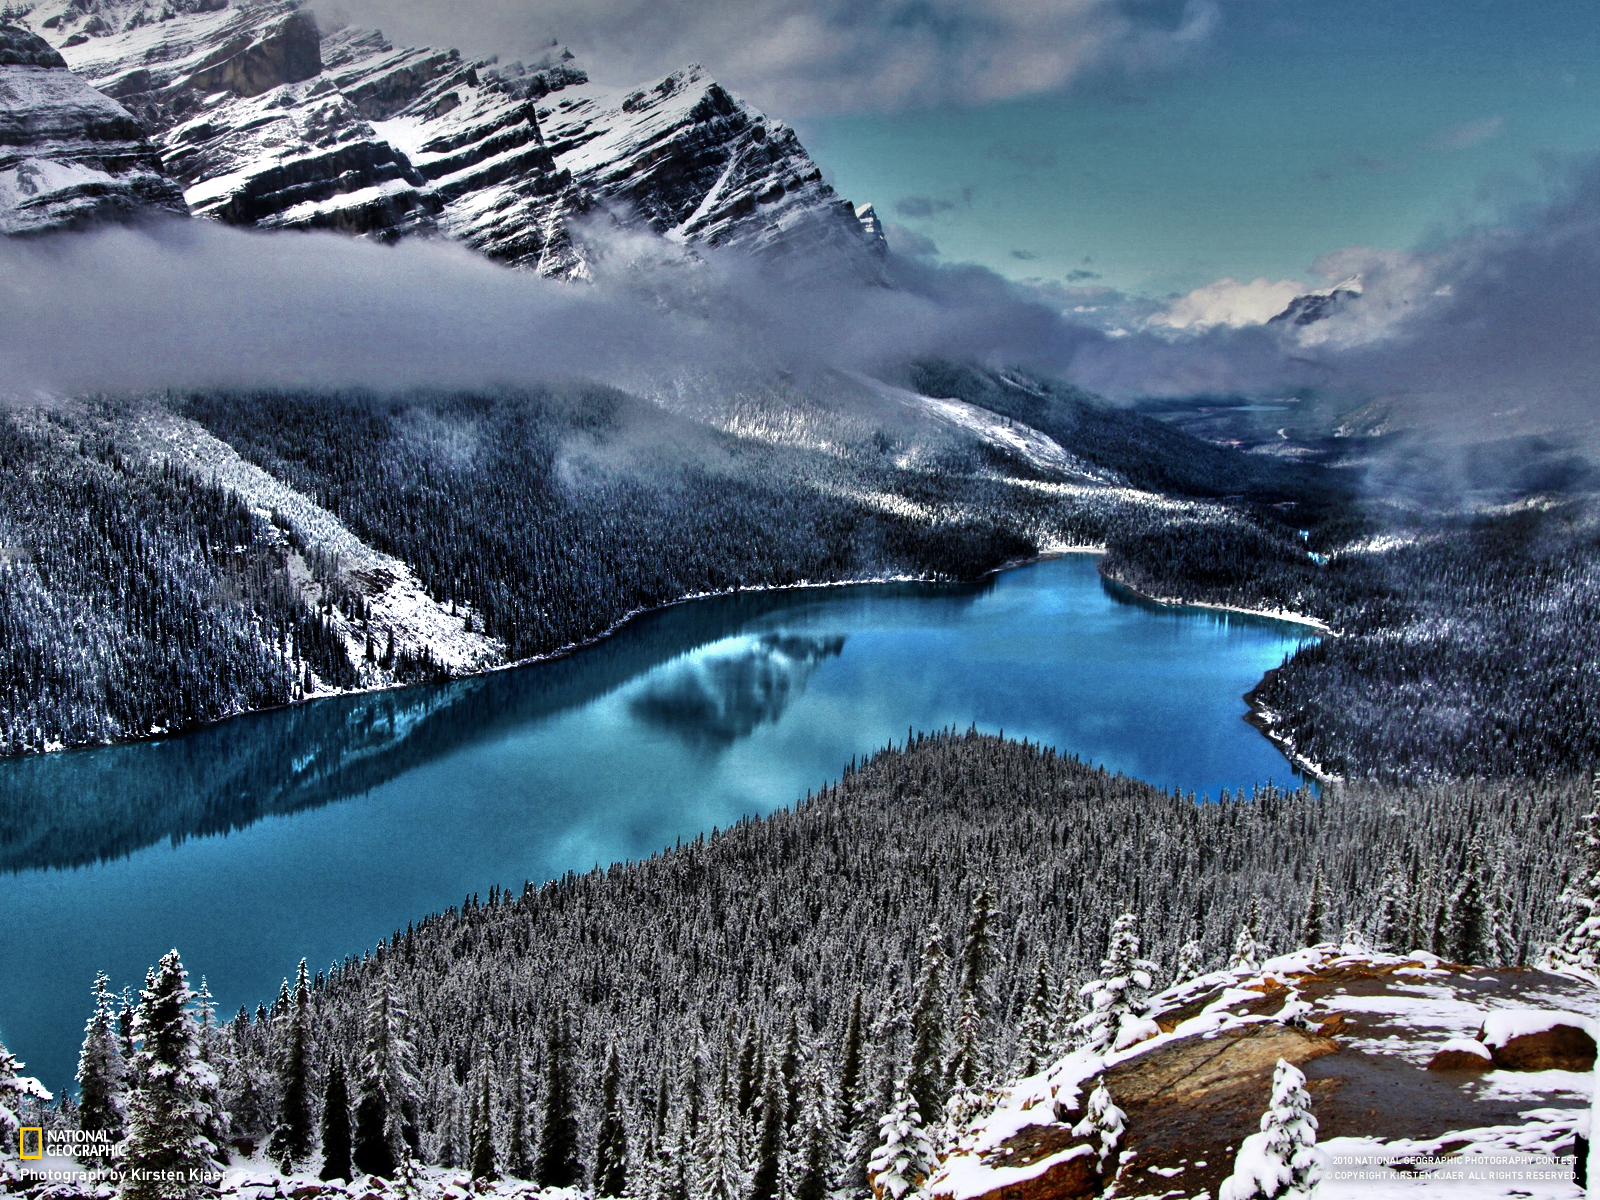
[
  {"xmin": 5, "ymin": 0, "xmax": 885, "ymax": 277},
  {"xmin": 0, "ymin": 22, "xmax": 186, "ymax": 233}
]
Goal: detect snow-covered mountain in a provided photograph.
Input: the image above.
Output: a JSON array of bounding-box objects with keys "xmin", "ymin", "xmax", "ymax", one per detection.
[
  {"xmin": 0, "ymin": 22, "xmax": 186, "ymax": 234},
  {"xmin": 8, "ymin": 0, "xmax": 884, "ymax": 277},
  {"xmin": 1268, "ymin": 274, "xmax": 1363, "ymax": 326}
]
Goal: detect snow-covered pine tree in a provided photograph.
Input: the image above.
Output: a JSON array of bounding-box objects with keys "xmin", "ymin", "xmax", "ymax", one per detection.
[
  {"xmin": 78, "ymin": 971, "xmax": 127, "ymax": 1146},
  {"xmin": 844, "ymin": 999, "xmax": 902, "ymax": 1196},
  {"xmin": 779, "ymin": 1016, "xmax": 803, "ymax": 1131},
  {"xmin": 748, "ymin": 1063, "xmax": 784, "ymax": 1200},
  {"xmin": 790, "ymin": 1063, "xmax": 834, "ymax": 1200},
  {"xmin": 1231, "ymin": 900, "xmax": 1264, "ymax": 973},
  {"xmin": 469, "ymin": 1061, "xmax": 497, "ymax": 1182},
  {"xmin": 836, "ymin": 989, "xmax": 865, "ymax": 1144},
  {"xmin": 319, "ymin": 1053, "xmax": 353, "ymax": 1183},
  {"xmin": 1076, "ymin": 912, "xmax": 1157, "ymax": 1055},
  {"xmin": 1069, "ymin": 1081, "xmax": 1125, "ymax": 1174},
  {"xmin": 944, "ymin": 991, "xmax": 985, "ymax": 1131},
  {"xmin": 1217, "ymin": 1059, "xmax": 1322, "ymax": 1200},
  {"xmin": 1300, "ymin": 866, "xmax": 1326, "ymax": 948},
  {"xmin": 268, "ymin": 960, "xmax": 314, "ymax": 1169},
  {"xmin": 694, "ymin": 1076, "xmax": 749, "ymax": 1200},
  {"xmin": 866, "ymin": 1086, "xmax": 936, "ymax": 1200},
  {"xmin": 122, "ymin": 949, "xmax": 224, "ymax": 1200},
  {"xmin": 352, "ymin": 972, "xmax": 418, "ymax": 1179},
  {"xmin": 1445, "ymin": 840, "xmax": 1488, "ymax": 965},
  {"xmin": 536, "ymin": 1007, "xmax": 582, "ymax": 1188},
  {"xmin": 1371, "ymin": 861, "xmax": 1408, "ymax": 953},
  {"xmin": 1, "ymin": 1029, "xmax": 50, "ymax": 1156},
  {"xmin": 905, "ymin": 924, "xmax": 948, "ymax": 1135},
  {"xmin": 1174, "ymin": 940, "xmax": 1206, "ymax": 985},
  {"xmin": 955, "ymin": 885, "xmax": 996, "ymax": 1007},
  {"xmin": 504, "ymin": 1050, "xmax": 532, "ymax": 1180},
  {"xmin": 594, "ymin": 1044, "xmax": 629, "ymax": 1197},
  {"xmin": 1548, "ymin": 775, "xmax": 1600, "ymax": 977},
  {"xmin": 1013, "ymin": 956, "xmax": 1055, "ymax": 1077}
]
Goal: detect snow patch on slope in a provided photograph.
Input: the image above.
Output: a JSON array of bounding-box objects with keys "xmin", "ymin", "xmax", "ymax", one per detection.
[{"xmin": 120, "ymin": 406, "xmax": 505, "ymax": 678}]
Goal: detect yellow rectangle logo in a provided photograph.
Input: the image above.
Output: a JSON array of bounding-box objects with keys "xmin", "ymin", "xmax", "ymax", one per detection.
[{"xmin": 19, "ymin": 1127, "xmax": 43, "ymax": 1159}]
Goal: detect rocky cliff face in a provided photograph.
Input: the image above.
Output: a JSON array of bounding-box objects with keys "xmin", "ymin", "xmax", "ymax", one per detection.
[
  {"xmin": 12, "ymin": 0, "xmax": 882, "ymax": 276},
  {"xmin": 0, "ymin": 23, "xmax": 187, "ymax": 234}
]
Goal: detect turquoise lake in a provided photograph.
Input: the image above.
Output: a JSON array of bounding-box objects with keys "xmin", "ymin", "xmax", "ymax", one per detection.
[{"xmin": 0, "ymin": 555, "xmax": 1317, "ymax": 1091}]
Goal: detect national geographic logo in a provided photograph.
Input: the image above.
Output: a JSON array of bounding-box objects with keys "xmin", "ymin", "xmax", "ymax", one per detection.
[{"xmin": 19, "ymin": 1128, "xmax": 43, "ymax": 1160}]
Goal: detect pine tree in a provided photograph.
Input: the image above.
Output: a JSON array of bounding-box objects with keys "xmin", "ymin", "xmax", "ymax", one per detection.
[
  {"xmin": 1300, "ymin": 866, "xmax": 1326, "ymax": 948},
  {"xmin": 505, "ymin": 1050, "xmax": 532, "ymax": 1180},
  {"xmin": 836, "ymin": 989, "xmax": 865, "ymax": 1141},
  {"xmin": 779, "ymin": 1015, "xmax": 803, "ymax": 1130},
  {"xmin": 594, "ymin": 1045, "xmax": 629, "ymax": 1197},
  {"xmin": 1076, "ymin": 912, "xmax": 1156, "ymax": 1056},
  {"xmin": 735, "ymin": 1024, "xmax": 763, "ymax": 1120},
  {"xmin": 268, "ymin": 960, "xmax": 313, "ymax": 1169},
  {"xmin": 747, "ymin": 1064, "xmax": 784, "ymax": 1200},
  {"xmin": 944, "ymin": 990, "xmax": 985, "ymax": 1129},
  {"xmin": 1174, "ymin": 940, "xmax": 1206, "ymax": 985},
  {"xmin": 694, "ymin": 1079, "xmax": 748, "ymax": 1200},
  {"xmin": 353, "ymin": 973, "xmax": 417, "ymax": 1179},
  {"xmin": 1217, "ymin": 1059, "xmax": 1322, "ymax": 1200},
  {"xmin": 955, "ymin": 885, "xmax": 995, "ymax": 1005},
  {"xmin": 536, "ymin": 1008, "xmax": 582, "ymax": 1188},
  {"xmin": 1, "ymin": 1030, "xmax": 49, "ymax": 1152},
  {"xmin": 470, "ymin": 1062, "xmax": 497, "ymax": 1182},
  {"xmin": 78, "ymin": 972, "xmax": 128, "ymax": 1147},
  {"xmin": 1446, "ymin": 840, "xmax": 1488, "ymax": 965},
  {"xmin": 905, "ymin": 924, "xmax": 948, "ymax": 1134},
  {"xmin": 1231, "ymin": 899, "xmax": 1264, "ymax": 973},
  {"xmin": 845, "ymin": 999, "xmax": 902, "ymax": 1195},
  {"xmin": 122, "ymin": 950, "xmax": 224, "ymax": 1200},
  {"xmin": 319, "ymin": 1053, "xmax": 353, "ymax": 1183},
  {"xmin": 1548, "ymin": 774, "xmax": 1600, "ymax": 977},
  {"xmin": 867, "ymin": 1087, "xmax": 936, "ymax": 1200},
  {"xmin": 1013, "ymin": 956, "xmax": 1055, "ymax": 1077},
  {"xmin": 1372, "ymin": 864, "xmax": 1408, "ymax": 953},
  {"xmin": 1070, "ymin": 1081, "xmax": 1125, "ymax": 1174},
  {"xmin": 790, "ymin": 1065, "xmax": 834, "ymax": 1200}
]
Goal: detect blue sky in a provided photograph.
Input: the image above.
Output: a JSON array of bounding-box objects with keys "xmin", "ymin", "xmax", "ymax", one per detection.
[{"xmin": 793, "ymin": 0, "xmax": 1600, "ymax": 300}]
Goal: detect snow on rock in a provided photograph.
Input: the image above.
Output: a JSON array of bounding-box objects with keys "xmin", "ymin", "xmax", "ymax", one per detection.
[
  {"xmin": 1480, "ymin": 1010, "xmax": 1600, "ymax": 1049},
  {"xmin": 0, "ymin": 23, "xmax": 187, "ymax": 234},
  {"xmin": 924, "ymin": 949, "xmax": 1598, "ymax": 1200},
  {"xmin": 16, "ymin": 1, "xmax": 881, "ymax": 276},
  {"xmin": 119, "ymin": 405, "xmax": 505, "ymax": 680}
]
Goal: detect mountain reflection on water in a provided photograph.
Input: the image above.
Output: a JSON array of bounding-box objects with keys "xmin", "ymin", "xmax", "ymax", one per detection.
[
  {"xmin": 0, "ymin": 583, "xmax": 970, "ymax": 873},
  {"xmin": 630, "ymin": 634, "xmax": 847, "ymax": 748}
]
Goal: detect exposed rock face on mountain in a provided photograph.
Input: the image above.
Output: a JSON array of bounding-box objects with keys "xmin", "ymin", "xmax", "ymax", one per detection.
[
  {"xmin": 0, "ymin": 23, "xmax": 187, "ymax": 234},
  {"xmin": 16, "ymin": 0, "xmax": 882, "ymax": 277},
  {"xmin": 1269, "ymin": 274, "xmax": 1362, "ymax": 326}
]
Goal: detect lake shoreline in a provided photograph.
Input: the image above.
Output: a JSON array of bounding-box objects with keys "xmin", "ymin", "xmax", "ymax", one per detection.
[{"xmin": 6, "ymin": 545, "xmax": 1112, "ymax": 761}]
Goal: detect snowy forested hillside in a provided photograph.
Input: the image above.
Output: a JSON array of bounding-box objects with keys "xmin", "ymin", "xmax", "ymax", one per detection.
[{"xmin": 4, "ymin": 732, "xmax": 1586, "ymax": 1198}]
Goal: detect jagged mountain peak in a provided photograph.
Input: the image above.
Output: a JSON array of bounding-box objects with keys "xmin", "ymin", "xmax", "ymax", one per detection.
[{"xmin": 9, "ymin": 0, "xmax": 882, "ymax": 278}]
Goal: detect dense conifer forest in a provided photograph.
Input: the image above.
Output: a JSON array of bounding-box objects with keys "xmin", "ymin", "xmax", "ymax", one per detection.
[
  {"xmin": 8, "ymin": 732, "xmax": 1581, "ymax": 1195},
  {"xmin": 3, "ymin": 367, "xmax": 1598, "ymax": 782}
]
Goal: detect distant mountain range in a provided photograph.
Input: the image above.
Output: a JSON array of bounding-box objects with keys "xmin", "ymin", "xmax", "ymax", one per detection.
[{"xmin": 0, "ymin": 0, "xmax": 885, "ymax": 277}]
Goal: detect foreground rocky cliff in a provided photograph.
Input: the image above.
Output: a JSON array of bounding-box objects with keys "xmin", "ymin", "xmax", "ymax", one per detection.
[
  {"xmin": 928, "ymin": 946, "xmax": 1595, "ymax": 1200},
  {"xmin": 0, "ymin": 23, "xmax": 185, "ymax": 233},
  {"xmin": 8, "ymin": 0, "xmax": 883, "ymax": 275}
]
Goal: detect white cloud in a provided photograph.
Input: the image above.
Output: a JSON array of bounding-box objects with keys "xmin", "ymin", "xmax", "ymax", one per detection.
[
  {"xmin": 322, "ymin": 0, "xmax": 1220, "ymax": 114},
  {"xmin": 1148, "ymin": 276, "xmax": 1305, "ymax": 330}
]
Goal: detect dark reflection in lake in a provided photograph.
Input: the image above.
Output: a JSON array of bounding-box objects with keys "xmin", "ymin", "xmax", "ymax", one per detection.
[
  {"xmin": 630, "ymin": 634, "xmax": 847, "ymax": 747},
  {"xmin": 0, "ymin": 556, "xmax": 1316, "ymax": 1093}
]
